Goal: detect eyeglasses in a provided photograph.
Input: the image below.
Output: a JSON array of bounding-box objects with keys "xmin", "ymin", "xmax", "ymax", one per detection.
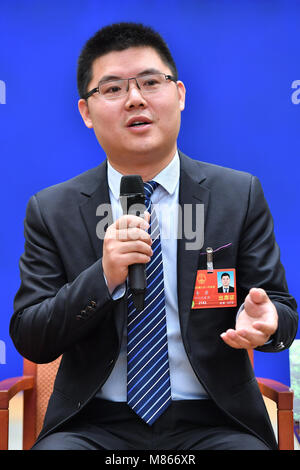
[{"xmin": 83, "ymin": 72, "xmax": 177, "ymax": 100}]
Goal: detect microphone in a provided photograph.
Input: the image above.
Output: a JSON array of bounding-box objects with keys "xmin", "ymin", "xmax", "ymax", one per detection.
[{"xmin": 120, "ymin": 175, "xmax": 147, "ymax": 311}]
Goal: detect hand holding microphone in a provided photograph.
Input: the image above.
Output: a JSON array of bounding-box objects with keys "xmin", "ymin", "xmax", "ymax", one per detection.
[{"xmin": 102, "ymin": 176, "xmax": 152, "ymax": 308}]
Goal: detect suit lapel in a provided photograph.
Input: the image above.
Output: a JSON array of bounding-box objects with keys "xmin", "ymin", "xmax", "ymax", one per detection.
[
  {"xmin": 78, "ymin": 160, "xmax": 113, "ymax": 261},
  {"xmin": 177, "ymin": 152, "xmax": 210, "ymax": 338},
  {"xmin": 78, "ymin": 160, "xmax": 125, "ymax": 341}
]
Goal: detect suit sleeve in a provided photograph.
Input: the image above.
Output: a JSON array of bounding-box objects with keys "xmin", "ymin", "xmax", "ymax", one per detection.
[
  {"xmin": 237, "ymin": 176, "xmax": 298, "ymax": 352},
  {"xmin": 10, "ymin": 194, "xmax": 115, "ymax": 363}
]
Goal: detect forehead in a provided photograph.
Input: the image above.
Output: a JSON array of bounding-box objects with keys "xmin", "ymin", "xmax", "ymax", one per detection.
[{"xmin": 91, "ymin": 46, "xmax": 171, "ymax": 81}]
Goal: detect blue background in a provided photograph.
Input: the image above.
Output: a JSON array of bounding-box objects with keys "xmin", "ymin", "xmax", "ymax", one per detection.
[{"xmin": 0, "ymin": 0, "xmax": 299, "ymax": 385}]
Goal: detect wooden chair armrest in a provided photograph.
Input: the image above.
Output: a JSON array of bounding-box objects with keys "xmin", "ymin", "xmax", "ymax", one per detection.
[
  {"xmin": 257, "ymin": 377, "xmax": 293, "ymax": 410},
  {"xmin": 0, "ymin": 376, "xmax": 34, "ymax": 409}
]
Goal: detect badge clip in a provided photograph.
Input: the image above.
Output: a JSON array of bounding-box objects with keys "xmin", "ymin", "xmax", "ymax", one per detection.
[{"xmin": 206, "ymin": 247, "xmax": 214, "ymax": 273}]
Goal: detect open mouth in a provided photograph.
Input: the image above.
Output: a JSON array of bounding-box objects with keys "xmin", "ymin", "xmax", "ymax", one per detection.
[
  {"xmin": 129, "ymin": 121, "xmax": 150, "ymax": 127},
  {"xmin": 127, "ymin": 117, "xmax": 153, "ymax": 128}
]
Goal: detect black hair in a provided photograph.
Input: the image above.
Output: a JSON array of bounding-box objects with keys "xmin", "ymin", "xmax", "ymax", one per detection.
[
  {"xmin": 221, "ymin": 272, "xmax": 231, "ymax": 278},
  {"xmin": 77, "ymin": 22, "xmax": 178, "ymax": 99}
]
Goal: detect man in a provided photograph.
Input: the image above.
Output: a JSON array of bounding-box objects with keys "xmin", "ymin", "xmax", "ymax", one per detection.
[
  {"xmin": 10, "ymin": 23, "xmax": 298, "ymax": 450},
  {"xmin": 218, "ymin": 273, "xmax": 234, "ymax": 293}
]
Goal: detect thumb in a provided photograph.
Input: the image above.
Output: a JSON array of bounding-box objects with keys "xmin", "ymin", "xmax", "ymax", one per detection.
[{"xmin": 248, "ymin": 287, "xmax": 269, "ymax": 305}]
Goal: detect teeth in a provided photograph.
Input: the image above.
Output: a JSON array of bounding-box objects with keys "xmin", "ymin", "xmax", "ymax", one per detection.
[{"xmin": 131, "ymin": 121, "xmax": 147, "ymax": 126}]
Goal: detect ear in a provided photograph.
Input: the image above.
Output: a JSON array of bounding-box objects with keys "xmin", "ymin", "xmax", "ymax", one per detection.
[
  {"xmin": 176, "ymin": 81, "xmax": 186, "ymax": 111},
  {"xmin": 78, "ymin": 99, "xmax": 94, "ymax": 129}
]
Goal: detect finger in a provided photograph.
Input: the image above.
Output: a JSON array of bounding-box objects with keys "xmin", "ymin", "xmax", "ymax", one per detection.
[
  {"xmin": 221, "ymin": 327, "xmax": 268, "ymax": 349},
  {"xmin": 117, "ymin": 240, "xmax": 153, "ymax": 257},
  {"xmin": 122, "ymin": 252, "xmax": 152, "ymax": 266},
  {"xmin": 115, "ymin": 214, "xmax": 150, "ymax": 231},
  {"xmin": 113, "ymin": 227, "xmax": 152, "ymax": 243},
  {"xmin": 237, "ymin": 327, "xmax": 270, "ymax": 347},
  {"xmin": 249, "ymin": 287, "xmax": 269, "ymax": 305},
  {"xmin": 220, "ymin": 330, "xmax": 252, "ymax": 349},
  {"xmin": 252, "ymin": 321, "xmax": 275, "ymax": 337},
  {"xmin": 127, "ymin": 227, "xmax": 152, "ymax": 243},
  {"xmin": 143, "ymin": 211, "xmax": 151, "ymax": 224},
  {"xmin": 221, "ymin": 333, "xmax": 245, "ymax": 349},
  {"xmin": 244, "ymin": 290, "xmax": 269, "ymax": 318}
]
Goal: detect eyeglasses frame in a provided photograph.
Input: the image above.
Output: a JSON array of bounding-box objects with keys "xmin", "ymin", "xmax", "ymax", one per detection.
[{"xmin": 82, "ymin": 72, "xmax": 177, "ymax": 100}]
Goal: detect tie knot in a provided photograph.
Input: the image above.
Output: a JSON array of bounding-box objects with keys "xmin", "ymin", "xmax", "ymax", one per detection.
[{"xmin": 144, "ymin": 180, "xmax": 158, "ymax": 200}]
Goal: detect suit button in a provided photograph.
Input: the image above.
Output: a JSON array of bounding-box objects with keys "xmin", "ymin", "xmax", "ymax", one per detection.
[
  {"xmin": 76, "ymin": 310, "xmax": 86, "ymax": 320},
  {"xmin": 90, "ymin": 300, "xmax": 97, "ymax": 308}
]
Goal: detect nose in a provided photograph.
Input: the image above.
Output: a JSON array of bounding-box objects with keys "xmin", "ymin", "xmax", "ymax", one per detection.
[{"xmin": 125, "ymin": 78, "xmax": 147, "ymax": 109}]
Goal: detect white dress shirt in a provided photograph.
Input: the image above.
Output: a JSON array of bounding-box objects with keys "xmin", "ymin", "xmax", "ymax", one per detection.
[{"xmin": 97, "ymin": 151, "xmax": 208, "ymax": 401}]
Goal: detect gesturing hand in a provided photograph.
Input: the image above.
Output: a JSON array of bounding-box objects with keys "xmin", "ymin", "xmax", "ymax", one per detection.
[{"xmin": 220, "ymin": 288, "xmax": 278, "ymax": 349}]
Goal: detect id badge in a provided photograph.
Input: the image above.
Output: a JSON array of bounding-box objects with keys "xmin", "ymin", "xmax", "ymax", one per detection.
[{"xmin": 191, "ymin": 268, "xmax": 237, "ymax": 309}]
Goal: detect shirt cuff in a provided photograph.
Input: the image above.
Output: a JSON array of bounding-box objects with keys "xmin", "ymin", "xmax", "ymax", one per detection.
[{"xmin": 103, "ymin": 272, "xmax": 126, "ymax": 300}]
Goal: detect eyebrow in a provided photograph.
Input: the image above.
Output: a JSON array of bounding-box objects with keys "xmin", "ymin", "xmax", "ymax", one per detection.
[{"xmin": 98, "ymin": 68, "xmax": 163, "ymax": 83}]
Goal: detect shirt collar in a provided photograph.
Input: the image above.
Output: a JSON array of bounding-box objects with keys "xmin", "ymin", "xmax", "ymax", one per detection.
[{"xmin": 107, "ymin": 150, "xmax": 180, "ymax": 200}]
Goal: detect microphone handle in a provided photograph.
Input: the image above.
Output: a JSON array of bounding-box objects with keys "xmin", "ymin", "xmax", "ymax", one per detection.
[
  {"xmin": 128, "ymin": 264, "xmax": 146, "ymax": 311},
  {"xmin": 126, "ymin": 196, "xmax": 147, "ymax": 311}
]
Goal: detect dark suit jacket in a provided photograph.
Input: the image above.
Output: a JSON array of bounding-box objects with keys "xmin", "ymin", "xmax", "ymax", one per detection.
[
  {"xmin": 218, "ymin": 286, "xmax": 234, "ymax": 293},
  {"xmin": 10, "ymin": 151, "xmax": 298, "ymax": 449}
]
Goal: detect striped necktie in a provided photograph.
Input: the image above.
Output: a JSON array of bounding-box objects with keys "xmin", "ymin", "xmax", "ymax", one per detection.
[{"xmin": 127, "ymin": 181, "xmax": 171, "ymax": 425}]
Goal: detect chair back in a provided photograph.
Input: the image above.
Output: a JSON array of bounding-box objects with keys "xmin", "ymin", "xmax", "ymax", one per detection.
[{"xmin": 23, "ymin": 357, "xmax": 61, "ymax": 448}]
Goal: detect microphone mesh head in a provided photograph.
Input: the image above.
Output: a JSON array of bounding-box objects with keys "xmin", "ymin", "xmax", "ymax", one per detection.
[{"xmin": 120, "ymin": 175, "xmax": 144, "ymax": 196}]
